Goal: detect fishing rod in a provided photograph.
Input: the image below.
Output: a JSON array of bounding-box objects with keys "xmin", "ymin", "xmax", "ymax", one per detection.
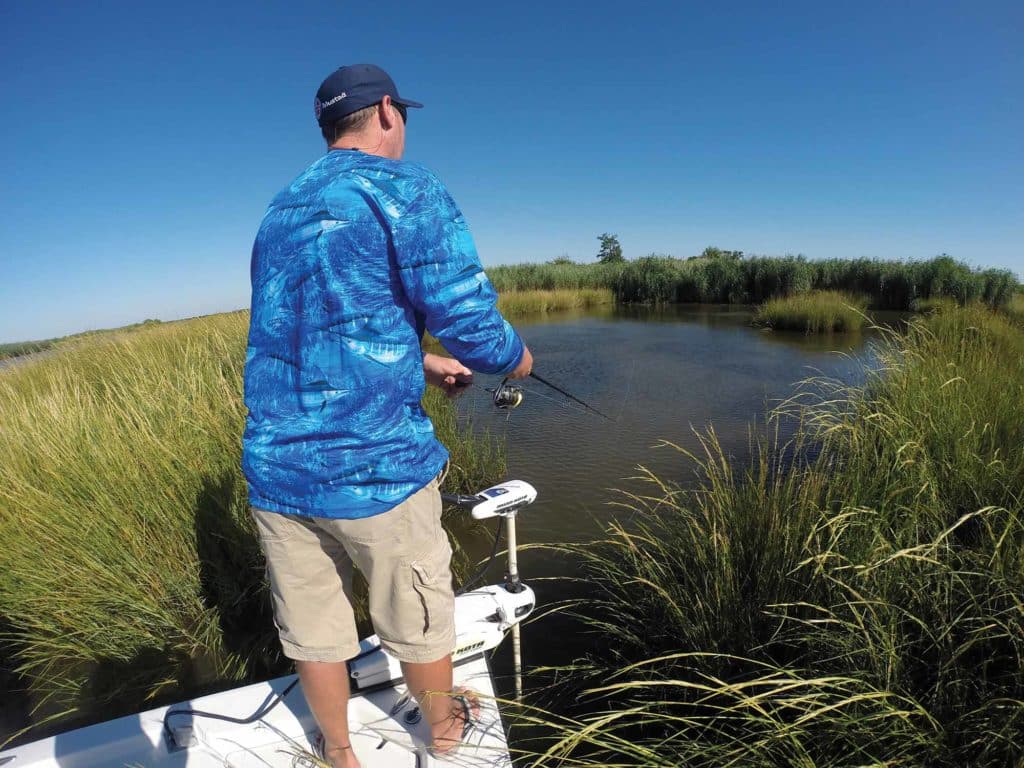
[
  {"xmin": 528, "ymin": 371, "xmax": 612, "ymax": 420},
  {"xmin": 466, "ymin": 371, "xmax": 612, "ymax": 420}
]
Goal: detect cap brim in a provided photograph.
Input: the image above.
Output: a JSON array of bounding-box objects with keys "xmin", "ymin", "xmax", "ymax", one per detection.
[{"xmin": 393, "ymin": 96, "xmax": 423, "ymax": 109}]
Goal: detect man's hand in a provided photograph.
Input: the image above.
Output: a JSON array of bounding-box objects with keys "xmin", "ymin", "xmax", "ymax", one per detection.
[
  {"xmin": 505, "ymin": 344, "xmax": 533, "ymax": 380},
  {"xmin": 423, "ymin": 353, "xmax": 473, "ymax": 398}
]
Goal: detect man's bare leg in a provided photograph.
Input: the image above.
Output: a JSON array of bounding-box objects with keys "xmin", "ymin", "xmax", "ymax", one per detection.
[
  {"xmin": 295, "ymin": 660, "xmax": 361, "ymax": 768},
  {"xmin": 401, "ymin": 655, "xmax": 478, "ymax": 752}
]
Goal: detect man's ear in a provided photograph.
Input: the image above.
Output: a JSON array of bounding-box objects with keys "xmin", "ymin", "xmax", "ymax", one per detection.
[{"xmin": 379, "ymin": 95, "xmax": 397, "ymax": 130}]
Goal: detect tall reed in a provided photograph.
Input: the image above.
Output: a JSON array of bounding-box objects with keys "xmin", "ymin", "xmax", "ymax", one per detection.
[
  {"xmin": 488, "ymin": 262, "xmax": 626, "ymax": 293},
  {"xmin": 487, "ymin": 255, "xmax": 1019, "ymax": 310},
  {"xmin": 0, "ymin": 313, "xmax": 504, "ymax": 740},
  {"xmin": 1008, "ymin": 291, "xmax": 1024, "ymax": 326},
  {"xmin": 526, "ymin": 304, "xmax": 1024, "ymax": 767}
]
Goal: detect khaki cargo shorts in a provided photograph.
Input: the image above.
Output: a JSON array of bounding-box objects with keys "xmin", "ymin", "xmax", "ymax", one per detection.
[{"xmin": 251, "ymin": 474, "xmax": 455, "ymax": 664}]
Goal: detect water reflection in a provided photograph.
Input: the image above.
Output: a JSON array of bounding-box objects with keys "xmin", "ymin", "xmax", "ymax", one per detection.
[
  {"xmin": 461, "ymin": 304, "xmax": 878, "ymax": 699},
  {"xmin": 455, "ymin": 304, "xmax": 873, "ymax": 557}
]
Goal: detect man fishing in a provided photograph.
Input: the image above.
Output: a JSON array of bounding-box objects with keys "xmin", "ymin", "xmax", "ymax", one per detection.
[{"xmin": 242, "ymin": 63, "xmax": 533, "ymax": 768}]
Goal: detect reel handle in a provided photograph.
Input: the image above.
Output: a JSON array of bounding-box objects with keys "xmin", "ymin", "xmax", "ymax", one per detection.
[
  {"xmin": 440, "ymin": 492, "xmax": 480, "ymax": 508},
  {"xmin": 492, "ymin": 377, "xmax": 524, "ymax": 410}
]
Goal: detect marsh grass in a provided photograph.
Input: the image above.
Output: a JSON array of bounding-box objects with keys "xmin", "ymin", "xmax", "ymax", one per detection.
[
  {"xmin": 753, "ymin": 291, "xmax": 869, "ymax": 333},
  {"xmin": 911, "ymin": 296, "xmax": 957, "ymax": 315},
  {"xmin": 0, "ymin": 312, "xmax": 504, "ymax": 742},
  {"xmin": 525, "ymin": 304, "xmax": 1024, "ymax": 767},
  {"xmin": 0, "ymin": 340, "xmax": 55, "ymax": 361},
  {"xmin": 497, "ymin": 288, "xmax": 613, "ymax": 317},
  {"xmin": 0, "ymin": 319, "xmax": 166, "ymax": 362},
  {"xmin": 1007, "ymin": 291, "xmax": 1024, "ymax": 326}
]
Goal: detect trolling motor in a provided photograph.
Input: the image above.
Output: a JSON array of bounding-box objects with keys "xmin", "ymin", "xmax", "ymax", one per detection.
[
  {"xmin": 442, "ymin": 479, "xmax": 537, "ymax": 594},
  {"xmin": 446, "ymin": 480, "xmax": 537, "ymax": 701}
]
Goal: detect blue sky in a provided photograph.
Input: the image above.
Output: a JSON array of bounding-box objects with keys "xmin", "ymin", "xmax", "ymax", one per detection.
[{"xmin": 1, "ymin": 0, "xmax": 1021, "ymax": 342}]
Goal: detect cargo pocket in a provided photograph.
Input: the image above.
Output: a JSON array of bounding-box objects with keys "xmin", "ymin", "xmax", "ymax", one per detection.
[
  {"xmin": 409, "ymin": 549, "xmax": 455, "ymax": 639},
  {"xmin": 410, "ymin": 561, "xmax": 437, "ymax": 635}
]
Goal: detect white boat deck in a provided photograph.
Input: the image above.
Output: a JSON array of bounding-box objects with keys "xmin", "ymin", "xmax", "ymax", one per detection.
[{"xmin": 0, "ymin": 655, "xmax": 510, "ymax": 768}]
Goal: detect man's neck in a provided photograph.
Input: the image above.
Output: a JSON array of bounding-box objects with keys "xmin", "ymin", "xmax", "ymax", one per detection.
[{"xmin": 330, "ymin": 133, "xmax": 391, "ymax": 159}]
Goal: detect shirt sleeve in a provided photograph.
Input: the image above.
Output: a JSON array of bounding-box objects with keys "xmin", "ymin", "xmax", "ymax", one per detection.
[{"xmin": 389, "ymin": 172, "xmax": 524, "ymax": 375}]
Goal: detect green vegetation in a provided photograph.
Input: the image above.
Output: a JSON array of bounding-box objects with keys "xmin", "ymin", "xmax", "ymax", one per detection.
[
  {"xmin": 0, "ymin": 312, "xmax": 504, "ymax": 740},
  {"xmin": 497, "ymin": 288, "xmax": 613, "ymax": 317},
  {"xmin": 1008, "ymin": 290, "xmax": 1024, "ymax": 325},
  {"xmin": 0, "ymin": 340, "xmax": 56, "ymax": 362},
  {"xmin": 3, "ymin": 276, "xmax": 1021, "ymax": 757},
  {"xmin": 694, "ymin": 245, "xmax": 745, "ymax": 261},
  {"xmin": 754, "ymin": 290, "xmax": 869, "ymax": 333},
  {"xmin": 489, "ymin": 253, "xmax": 1018, "ymax": 310},
  {"xmin": 527, "ymin": 304, "xmax": 1024, "ymax": 767},
  {"xmin": 489, "ymin": 261, "xmax": 626, "ymax": 292},
  {"xmin": 596, "ymin": 233, "xmax": 624, "ymax": 264},
  {"xmin": 0, "ymin": 320, "xmax": 165, "ymax": 362}
]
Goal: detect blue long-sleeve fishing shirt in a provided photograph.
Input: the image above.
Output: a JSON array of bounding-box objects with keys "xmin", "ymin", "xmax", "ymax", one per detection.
[{"xmin": 242, "ymin": 150, "xmax": 524, "ymax": 519}]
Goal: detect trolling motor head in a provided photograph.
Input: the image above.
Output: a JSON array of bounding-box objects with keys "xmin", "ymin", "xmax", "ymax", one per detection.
[{"xmin": 466, "ymin": 479, "xmax": 537, "ymax": 520}]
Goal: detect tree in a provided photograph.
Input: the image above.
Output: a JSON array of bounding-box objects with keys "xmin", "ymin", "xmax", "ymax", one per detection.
[
  {"xmin": 597, "ymin": 233, "xmax": 624, "ymax": 264},
  {"xmin": 700, "ymin": 246, "xmax": 744, "ymax": 260}
]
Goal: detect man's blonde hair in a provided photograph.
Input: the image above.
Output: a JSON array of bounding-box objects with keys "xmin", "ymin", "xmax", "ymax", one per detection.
[{"xmin": 321, "ymin": 104, "xmax": 377, "ymax": 144}]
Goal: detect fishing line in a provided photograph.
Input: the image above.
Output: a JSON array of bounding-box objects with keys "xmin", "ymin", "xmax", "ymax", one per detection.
[
  {"xmin": 615, "ymin": 358, "xmax": 638, "ymax": 423},
  {"xmin": 473, "ymin": 379, "xmax": 593, "ymax": 422},
  {"xmin": 528, "ymin": 371, "xmax": 613, "ymax": 420},
  {"xmin": 506, "ymin": 381, "xmax": 602, "ymax": 419}
]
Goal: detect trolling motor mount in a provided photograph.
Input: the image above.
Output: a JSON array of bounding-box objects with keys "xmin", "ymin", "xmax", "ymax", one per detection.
[
  {"xmin": 468, "ymin": 480, "xmax": 535, "ymax": 595},
  {"xmin": 442, "ymin": 480, "xmax": 536, "ymax": 596}
]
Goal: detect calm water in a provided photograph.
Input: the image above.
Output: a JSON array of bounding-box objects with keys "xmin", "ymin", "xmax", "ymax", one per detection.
[
  {"xmin": 457, "ymin": 304, "xmax": 870, "ymax": 557},
  {"xmin": 455, "ymin": 304, "xmax": 875, "ymax": 695},
  {"xmin": 1, "ymin": 305, "xmax": 878, "ymax": 745}
]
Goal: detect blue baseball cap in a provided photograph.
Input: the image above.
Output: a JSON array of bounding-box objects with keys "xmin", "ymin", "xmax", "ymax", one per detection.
[{"xmin": 314, "ymin": 63, "xmax": 423, "ymax": 127}]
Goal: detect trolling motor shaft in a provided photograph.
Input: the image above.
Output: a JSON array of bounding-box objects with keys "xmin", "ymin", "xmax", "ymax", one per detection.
[{"xmin": 503, "ymin": 511, "xmax": 523, "ymax": 593}]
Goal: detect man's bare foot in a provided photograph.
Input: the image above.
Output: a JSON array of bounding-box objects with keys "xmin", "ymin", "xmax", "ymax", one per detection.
[
  {"xmin": 318, "ymin": 736, "xmax": 361, "ymax": 768},
  {"xmin": 429, "ymin": 687, "xmax": 480, "ymax": 756}
]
